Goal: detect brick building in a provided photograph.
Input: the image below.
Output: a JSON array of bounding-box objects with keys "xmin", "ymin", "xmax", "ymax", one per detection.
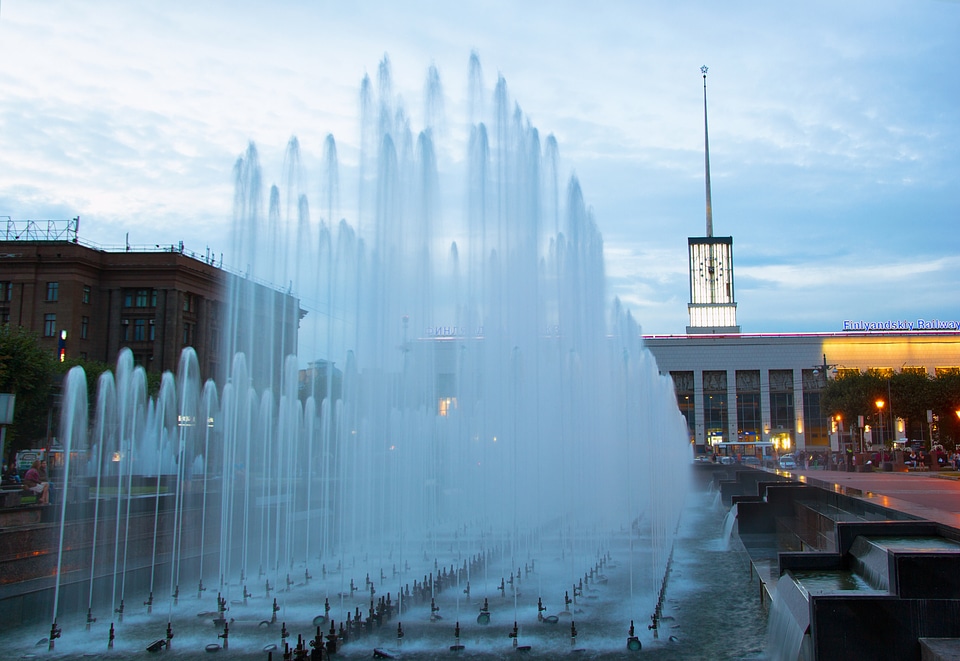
[{"xmin": 0, "ymin": 220, "xmax": 300, "ymax": 383}]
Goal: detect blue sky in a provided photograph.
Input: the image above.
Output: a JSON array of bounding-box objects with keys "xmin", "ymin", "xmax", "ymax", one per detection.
[{"xmin": 0, "ymin": 1, "xmax": 957, "ymax": 336}]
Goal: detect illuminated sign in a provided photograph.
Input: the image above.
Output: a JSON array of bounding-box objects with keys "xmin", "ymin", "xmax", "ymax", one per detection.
[{"xmin": 842, "ymin": 319, "xmax": 959, "ymax": 332}]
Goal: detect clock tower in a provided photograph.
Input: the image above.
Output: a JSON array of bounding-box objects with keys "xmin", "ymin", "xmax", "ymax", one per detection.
[{"xmin": 687, "ymin": 66, "xmax": 740, "ymax": 334}]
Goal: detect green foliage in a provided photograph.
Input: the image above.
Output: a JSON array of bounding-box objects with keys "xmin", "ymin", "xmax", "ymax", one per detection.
[
  {"xmin": 0, "ymin": 325, "xmax": 57, "ymax": 455},
  {"xmin": 821, "ymin": 369, "xmax": 960, "ymax": 448},
  {"xmin": 146, "ymin": 370, "xmax": 163, "ymax": 397},
  {"xmin": 58, "ymin": 356, "xmax": 111, "ymax": 405}
]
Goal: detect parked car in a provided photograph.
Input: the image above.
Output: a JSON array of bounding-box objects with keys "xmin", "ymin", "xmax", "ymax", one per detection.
[
  {"xmin": 779, "ymin": 455, "xmax": 797, "ymax": 469},
  {"xmin": 742, "ymin": 456, "xmax": 761, "ymax": 467}
]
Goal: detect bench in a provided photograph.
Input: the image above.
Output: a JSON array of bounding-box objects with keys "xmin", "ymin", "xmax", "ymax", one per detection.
[{"xmin": 0, "ymin": 486, "xmax": 40, "ymax": 507}]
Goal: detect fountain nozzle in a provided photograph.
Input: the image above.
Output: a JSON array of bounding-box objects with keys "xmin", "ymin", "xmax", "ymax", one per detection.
[
  {"xmin": 48, "ymin": 620, "xmax": 62, "ymax": 651},
  {"xmin": 627, "ymin": 618, "xmax": 642, "ymax": 651},
  {"xmin": 218, "ymin": 621, "xmax": 229, "ymax": 649}
]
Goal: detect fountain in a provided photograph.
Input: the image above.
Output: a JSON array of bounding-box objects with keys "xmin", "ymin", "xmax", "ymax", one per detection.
[{"xmin": 1, "ymin": 54, "xmax": 694, "ymax": 658}]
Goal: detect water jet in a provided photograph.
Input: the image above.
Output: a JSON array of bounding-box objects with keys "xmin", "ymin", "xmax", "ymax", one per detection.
[{"xmin": 1, "ymin": 53, "xmax": 691, "ymax": 659}]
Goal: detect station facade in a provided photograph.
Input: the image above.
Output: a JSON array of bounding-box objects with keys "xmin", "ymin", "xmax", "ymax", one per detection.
[{"xmin": 643, "ymin": 330, "xmax": 960, "ymax": 456}]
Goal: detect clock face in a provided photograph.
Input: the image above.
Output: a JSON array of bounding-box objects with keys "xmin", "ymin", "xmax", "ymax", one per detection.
[{"xmin": 699, "ymin": 258, "xmax": 722, "ymax": 280}]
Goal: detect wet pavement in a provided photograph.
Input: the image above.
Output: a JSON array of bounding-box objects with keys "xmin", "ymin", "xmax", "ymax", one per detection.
[{"xmin": 780, "ymin": 468, "xmax": 960, "ymax": 530}]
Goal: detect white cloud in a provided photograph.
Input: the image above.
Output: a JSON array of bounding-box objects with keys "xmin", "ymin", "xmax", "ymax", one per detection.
[{"xmin": 0, "ymin": 0, "xmax": 955, "ymax": 336}]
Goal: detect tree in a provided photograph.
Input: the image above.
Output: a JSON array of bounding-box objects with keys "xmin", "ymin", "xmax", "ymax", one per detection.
[
  {"xmin": 821, "ymin": 369, "xmax": 960, "ymax": 450},
  {"xmin": 932, "ymin": 371, "xmax": 960, "ymax": 449},
  {"xmin": 57, "ymin": 356, "xmax": 111, "ymax": 415},
  {"xmin": 0, "ymin": 325, "xmax": 57, "ymax": 458},
  {"xmin": 821, "ymin": 371, "xmax": 887, "ymax": 433},
  {"xmin": 890, "ymin": 371, "xmax": 935, "ymax": 441}
]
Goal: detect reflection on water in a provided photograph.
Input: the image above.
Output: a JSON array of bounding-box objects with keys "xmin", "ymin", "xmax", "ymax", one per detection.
[
  {"xmin": 865, "ymin": 536, "xmax": 960, "ymax": 553},
  {"xmin": 636, "ymin": 491, "xmax": 767, "ymax": 661},
  {"xmin": 793, "ymin": 570, "xmax": 879, "ymax": 594},
  {"xmin": 3, "ymin": 489, "xmax": 770, "ymax": 660}
]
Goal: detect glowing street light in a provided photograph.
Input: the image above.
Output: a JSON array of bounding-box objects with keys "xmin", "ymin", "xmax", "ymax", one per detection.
[{"xmin": 875, "ymin": 399, "xmax": 885, "ymax": 448}]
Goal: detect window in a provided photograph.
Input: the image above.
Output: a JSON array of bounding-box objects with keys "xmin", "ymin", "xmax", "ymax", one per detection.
[
  {"xmin": 770, "ymin": 392, "xmax": 795, "ymax": 431},
  {"xmin": 0, "ymin": 311, "xmax": 9, "ymax": 325},
  {"xmin": 133, "ymin": 288, "xmax": 157, "ymax": 308},
  {"xmin": 46, "ymin": 282, "xmax": 59, "ymax": 302},
  {"xmin": 702, "ymin": 370, "xmax": 728, "ymax": 444},
  {"xmin": 121, "ymin": 319, "xmax": 130, "ymax": 342},
  {"xmin": 80, "ymin": 316, "xmax": 89, "ymax": 340},
  {"xmin": 769, "ymin": 369, "xmax": 795, "ymax": 435},
  {"xmin": 149, "ymin": 320, "xmax": 155, "ymax": 341},
  {"xmin": 736, "ymin": 370, "xmax": 762, "ymax": 442},
  {"xmin": 134, "ymin": 319, "xmax": 146, "ymax": 341},
  {"xmin": 803, "ymin": 390, "xmax": 829, "ymax": 447},
  {"xmin": 182, "ymin": 322, "xmax": 192, "ymax": 345},
  {"xmin": 44, "ymin": 313, "xmax": 56, "ymax": 337},
  {"xmin": 123, "ymin": 289, "xmax": 156, "ymax": 308},
  {"xmin": 82, "ymin": 286, "xmax": 91, "ymax": 304},
  {"xmin": 183, "ymin": 293, "xmax": 193, "ymax": 312},
  {"xmin": 671, "ymin": 371, "xmax": 695, "ymax": 443},
  {"xmin": 0, "ymin": 282, "xmax": 11, "ymax": 302}
]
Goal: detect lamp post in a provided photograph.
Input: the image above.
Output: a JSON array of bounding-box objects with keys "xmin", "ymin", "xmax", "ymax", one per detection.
[
  {"xmin": 812, "ymin": 354, "xmax": 836, "ymax": 451},
  {"xmin": 875, "ymin": 399, "xmax": 885, "ymax": 449},
  {"xmin": 955, "ymin": 409, "xmax": 960, "ymax": 452}
]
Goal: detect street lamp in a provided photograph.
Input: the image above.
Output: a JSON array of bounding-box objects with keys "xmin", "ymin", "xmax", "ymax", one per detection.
[
  {"xmin": 875, "ymin": 399, "xmax": 885, "ymax": 448},
  {"xmin": 955, "ymin": 409, "xmax": 960, "ymax": 452}
]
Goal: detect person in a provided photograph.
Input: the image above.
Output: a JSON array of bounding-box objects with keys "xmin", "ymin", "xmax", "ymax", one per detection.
[
  {"xmin": 22, "ymin": 460, "xmax": 49, "ymax": 505},
  {"xmin": 38, "ymin": 459, "xmax": 54, "ymax": 503},
  {"xmin": 2, "ymin": 462, "xmax": 20, "ymax": 486}
]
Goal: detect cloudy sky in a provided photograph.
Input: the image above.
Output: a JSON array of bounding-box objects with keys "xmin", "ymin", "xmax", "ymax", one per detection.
[{"xmin": 0, "ymin": 1, "xmax": 957, "ymax": 338}]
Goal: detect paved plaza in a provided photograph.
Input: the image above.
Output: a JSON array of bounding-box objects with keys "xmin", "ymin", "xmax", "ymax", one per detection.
[{"xmin": 786, "ymin": 468, "xmax": 960, "ymax": 529}]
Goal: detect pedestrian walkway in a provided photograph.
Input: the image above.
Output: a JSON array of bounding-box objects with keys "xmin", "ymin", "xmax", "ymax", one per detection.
[{"xmin": 785, "ymin": 468, "xmax": 960, "ymax": 530}]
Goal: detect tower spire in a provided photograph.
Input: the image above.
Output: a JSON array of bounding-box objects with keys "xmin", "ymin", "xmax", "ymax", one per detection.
[{"xmin": 701, "ymin": 65, "xmax": 713, "ymax": 238}]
